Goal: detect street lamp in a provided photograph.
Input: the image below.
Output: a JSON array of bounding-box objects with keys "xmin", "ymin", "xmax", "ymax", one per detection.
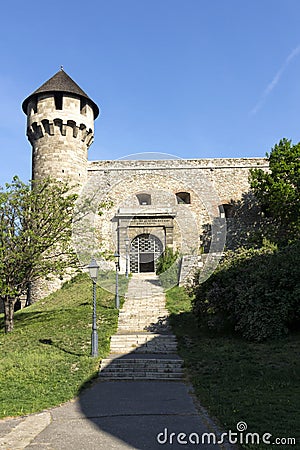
[
  {"xmin": 87, "ymin": 257, "xmax": 99, "ymax": 357},
  {"xmin": 125, "ymin": 237, "xmax": 130, "ymax": 278},
  {"xmin": 114, "ymin": 251, "xmax": 120, "ymax": 309}
]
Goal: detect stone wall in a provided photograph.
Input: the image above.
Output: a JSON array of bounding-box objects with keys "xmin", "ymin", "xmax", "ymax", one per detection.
[{"xmin": 75, "ymin": 157, "xmax": 269, "ymax": 275}]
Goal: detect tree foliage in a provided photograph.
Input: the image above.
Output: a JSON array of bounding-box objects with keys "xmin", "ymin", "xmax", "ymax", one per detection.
[
  {"xmin": 192, "ymin": 138, "xmax": 300, "ymax": 341},
  {"xmin": 250, "ymin": 138, "xmax": 300, "ymax": 243},
  {"xmin": 0, "ymin": 177, "xmax": 79, "ymax": 332}
]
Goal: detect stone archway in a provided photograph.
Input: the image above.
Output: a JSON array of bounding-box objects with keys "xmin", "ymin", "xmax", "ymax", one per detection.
[{"xmin": 130, "ymin": 234, "xmax": 163, "ymax": 273}]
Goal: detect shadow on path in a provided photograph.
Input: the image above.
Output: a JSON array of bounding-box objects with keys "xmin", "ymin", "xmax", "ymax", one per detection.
[{"xmin": 25, "ymin": 338, "xmax": 223, "ymax": 450}]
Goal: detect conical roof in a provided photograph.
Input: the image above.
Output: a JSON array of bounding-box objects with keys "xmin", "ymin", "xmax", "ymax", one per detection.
[{"xmin": 22, "ymin": 69, "xmax": 99, "ymax": 118}]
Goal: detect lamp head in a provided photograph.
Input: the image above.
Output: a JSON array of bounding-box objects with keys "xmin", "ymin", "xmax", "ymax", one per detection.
[{"xmin": 87, "ymin": 258, "xmax": 99, "ymax": 281}]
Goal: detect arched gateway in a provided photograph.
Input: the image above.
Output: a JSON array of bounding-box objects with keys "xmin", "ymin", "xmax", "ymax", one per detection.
[{"xmin": 130, "ymin": 234, "xmax": 163, "ymax": 273}]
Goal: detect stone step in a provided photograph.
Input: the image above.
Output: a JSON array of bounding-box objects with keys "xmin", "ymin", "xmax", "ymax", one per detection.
[
  {"xmin": 110, "ymin": 333, "xmax": 177, "ymax": 340},
  {"xmin": 100, "ymin": 364, "xmax": 183, "ymax": 370},
  {"xmin": 110, "ymin": 334, "xmax": 177, "ymax": 353},
  {"xmin": 99, "ymin": 373, "xmax": 183, "ymax": 380},
  {"xmin": 110, "ymin": 337, "xmax": 176, "ymax": 341},
  {"xmin": 117, "ymin": 323, "xmax": 169, "ymax": 328},
  {"xmin": 119, "ymin": 314, "xmax": 168, "ymax": 318},
  {"xmin": 99, "ymin": 358, "xmax": 184, "ymax": 380},
  {"xmin": 118, "ymin": 313, "xmax": 169, "ymax": 318},
  {"xmin": 125, "ymin": 295, "xmax": 166, "ymax": 305},
  {"xmin": 117, "ymin": 321, "xmax": 170, "ymax": 326},
  {"xmin": 100, "ymin": 359, "xmax": 183, "ymax": 369},
  {"xmin": 110, "ymin": 348, "xmax": 177, "ymax": 354},
  {"xmin": 117, "ymin": 327, "xmax": 171, "ymax": 333},
  {"xmin": 121, "ymin": 310, "xmax": 167, "ymax": 313}
]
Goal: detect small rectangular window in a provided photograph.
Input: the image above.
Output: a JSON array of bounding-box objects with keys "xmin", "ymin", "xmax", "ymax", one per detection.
[
  {"xmin": 176, "ymin": 192, "xmax": 191, "ymax": 204},
  {"xmin": 137, "ymin": 193, "xmax": 151, "ymax": 205}
]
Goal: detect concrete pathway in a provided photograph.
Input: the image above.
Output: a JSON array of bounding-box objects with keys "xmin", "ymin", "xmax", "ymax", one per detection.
[
  {"xmin": 0, "ymin": 382, "xmax": 226, "ymax": 450},
  {"xmin": 0, "ymin": 274, "xmax": 230, "ymax": 450}
]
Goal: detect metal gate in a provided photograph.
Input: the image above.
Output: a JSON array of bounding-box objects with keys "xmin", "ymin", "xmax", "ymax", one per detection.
[{"xmin": 130, "ymin": 234, "xmax": 163, "ymax": 273}]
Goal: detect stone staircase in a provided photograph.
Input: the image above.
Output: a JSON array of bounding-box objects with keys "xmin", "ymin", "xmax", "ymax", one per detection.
[
  {"xmin": 100, "ymin": 355, "xmax": 184, "ymax": 380},
  {"xmin": 99, "ymin": 273, "xmax": 184, "ymax": 381}
]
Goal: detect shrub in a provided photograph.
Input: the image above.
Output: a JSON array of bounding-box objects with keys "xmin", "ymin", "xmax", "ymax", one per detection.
[
  {"xmin": 156, "ymin": 247, "xmax": 180, "ymax": 290},
  {"xmin": 192, "ymin": 242, "xmax": 300, "ymax": 341},
  {"xmin": 156, "ymin": 247, "xmax": 179, "ymax": 274}
]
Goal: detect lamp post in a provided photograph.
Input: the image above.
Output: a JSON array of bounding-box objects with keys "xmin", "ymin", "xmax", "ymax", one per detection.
[
  {"xmin": 87, "ymin": 258, "xmax": 99, "ymax": 357},
  {"xmin": 114, "ymin": 251, "xmax": 120, "ymax": 309},
  {"xmin": 125, "ymin": 237, "xmax": 130, "ymax": 278}
]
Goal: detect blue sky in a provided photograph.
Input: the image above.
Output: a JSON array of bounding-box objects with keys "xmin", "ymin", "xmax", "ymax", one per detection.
[{"xmin": 1, "ymin": 0, "xmax": 300, "ymax": 185}]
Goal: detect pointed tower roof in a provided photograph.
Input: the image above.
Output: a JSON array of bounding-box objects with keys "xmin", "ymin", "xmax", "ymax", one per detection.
[{"xmin": 22, "ymin": 69, "xmax": 99, "ymax": 118}]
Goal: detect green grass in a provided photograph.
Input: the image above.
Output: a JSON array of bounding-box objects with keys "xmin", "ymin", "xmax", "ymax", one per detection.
[
  {"xmin": 166, "ymin": 286, "xmax": 300, "ymax": 450},
  {"xmin": 0, "ymin": 273, "xmax": 127, "ymax": 419}
]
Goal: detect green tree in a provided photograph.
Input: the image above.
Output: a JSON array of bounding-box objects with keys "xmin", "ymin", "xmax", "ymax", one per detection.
[
  {"xmin": 250, "ymin": 138, "xmax": 300, "ymax": 243},
  {"xmin": 0, "ymin": 177, "xmax": 79, "ymax": 332}
]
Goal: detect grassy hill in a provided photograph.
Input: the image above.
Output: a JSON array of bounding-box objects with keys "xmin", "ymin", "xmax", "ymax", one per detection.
[{"xmin": 0, "ymin": 273, "xmax": 125, "ymax": 418}]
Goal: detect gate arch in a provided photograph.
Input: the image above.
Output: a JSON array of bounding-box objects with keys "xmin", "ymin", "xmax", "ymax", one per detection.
[{"xmin": 130, "ymin": 234, "xmax": 163, "ymax": 273}]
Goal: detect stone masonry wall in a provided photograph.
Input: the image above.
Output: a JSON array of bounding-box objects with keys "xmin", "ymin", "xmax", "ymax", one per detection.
[{"xmin": 81, "ymin": 157, "xmax": 268, "ymax": 274}]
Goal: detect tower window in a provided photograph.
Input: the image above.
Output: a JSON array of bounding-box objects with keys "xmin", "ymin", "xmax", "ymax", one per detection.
[
  {"xmin": 80, "ymin": 98, "xmax": 87, "ymax": 115},
  {"xmin": 54, "ymin": 93, "xmax": 63, "ymax": 110},
  {"xmin": 136, "ymin": 193, "xmax": 151, "ymax": 205},
  {"xmin": 29, "ymin": 98, "xmax": 37, "ymax": 115},
  {"xmin": 176, "ymin": 192, "xmax": 191, "ymax": 204}
]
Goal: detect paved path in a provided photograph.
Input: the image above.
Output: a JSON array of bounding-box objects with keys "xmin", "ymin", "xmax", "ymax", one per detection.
[
  {"xmin": 100, "ymin": 273, "xmax": 183, "ymax": 380},
  {"xmin": 0, "ymin": 274, "xmax": 229, "ymax": 450}
]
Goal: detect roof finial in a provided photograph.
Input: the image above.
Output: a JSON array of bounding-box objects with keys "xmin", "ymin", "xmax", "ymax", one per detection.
[{"xmin": 60, "ymin": 65, "xmax": 64, "ymax": 71}]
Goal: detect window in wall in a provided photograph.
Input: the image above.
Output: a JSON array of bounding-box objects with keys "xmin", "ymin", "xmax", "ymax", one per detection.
[
  {"xmin": 29, "ymin": 98, "xmax": 37, "ymax": 115},
  {"xmin": 220, "ymin": 204, "xmax": 234, "ymax": 218},
  {"xmin": 54, "ymin": 93, "xmax": 63, "ymax": 110},
  {"xmin": 80, "ymin": 98, "xmax": 87, "ymax": 115},
  {"xmin": 136, "ymin": 193, "xmax": 151, "ymax": 205},
  {"xmin": 176, "ymin": 192, "xmax": 191, "ymax": 204}
]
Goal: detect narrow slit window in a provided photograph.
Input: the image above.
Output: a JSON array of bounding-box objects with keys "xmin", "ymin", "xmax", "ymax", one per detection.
[
  {"xmin": 80, "ymin": 98, "xmax": 87, "ymax": 115},
  {"xmin": 30, "ymin": 98, "xmax": 37, "ymax": 115},
  {"xmin": 54, "ymin": 93, "xmax": 63, "ymax": 110}
]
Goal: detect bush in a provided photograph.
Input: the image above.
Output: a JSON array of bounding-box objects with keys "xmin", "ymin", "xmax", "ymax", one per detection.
[
  {"xmin": 192, "ymin": 241, "xmax": 300, "ymax": 341},
  {"xmin": 156, "ymin": 247, "xmax": 180, "ymax": 290},
  {"xmin": 156, "ymin": 247, "xmax": 179, "ymax": 274}
]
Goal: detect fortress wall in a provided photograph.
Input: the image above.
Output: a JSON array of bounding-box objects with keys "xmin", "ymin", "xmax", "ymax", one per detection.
[
  {"xmin": 85, "ymin": 158, "xmax": 268, "ymax": 264},
  {"xmin": 88, "ymin": 157, "xmax": 268, "ymax": 203}
]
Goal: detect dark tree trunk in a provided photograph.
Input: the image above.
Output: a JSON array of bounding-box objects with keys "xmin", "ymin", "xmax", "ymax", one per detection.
[{"xmin": 4, "ymin": 296, "xmax": 15, "ymax": 333}]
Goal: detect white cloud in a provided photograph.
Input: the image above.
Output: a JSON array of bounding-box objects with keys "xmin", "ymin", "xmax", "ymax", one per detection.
[{"xmin": 250, "ymin": 45, "xmax": 300, "ymax": 115}]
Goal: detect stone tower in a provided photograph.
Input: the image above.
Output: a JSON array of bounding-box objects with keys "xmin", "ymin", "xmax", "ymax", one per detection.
[
  {"xmin": 22, "ymin": 70, "xmax": 99, "ymax": 302},
  {"xmin": 22, "ymin": 68, "xmax": 99, "ymax": 186}
]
